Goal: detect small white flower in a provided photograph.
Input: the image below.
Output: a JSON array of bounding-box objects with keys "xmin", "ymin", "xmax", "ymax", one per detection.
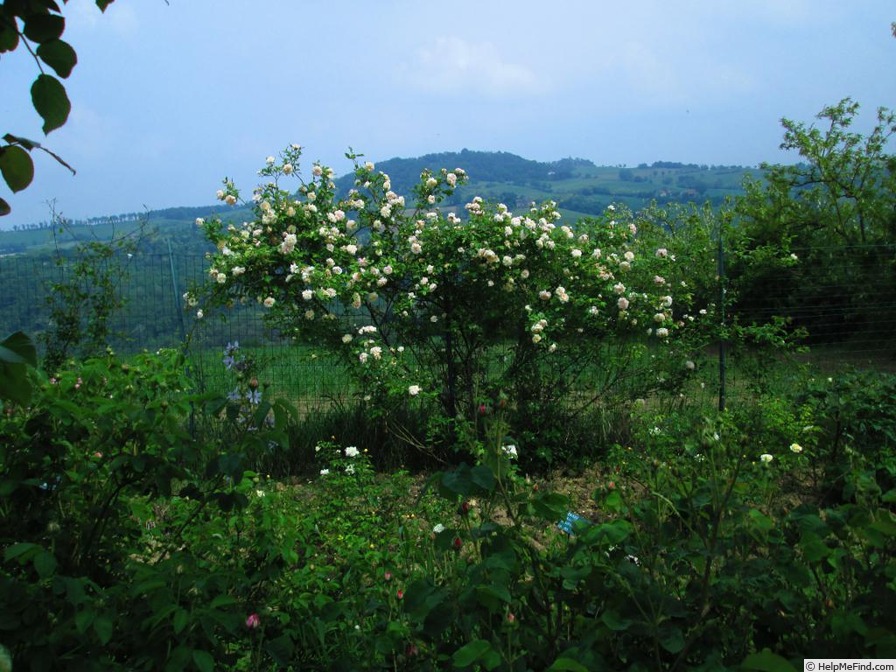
[
  {"xmin": 263, "ymin": 297, "xmax": 275, "ymax": 308},
  {"xmin": 320, "ymin": 469, "xmax": 330, "ymax": 476},
  {"xmin": 760, "ymin": 453, "xmax": 774, "ymax": 464},
  {"xmin": 408, "ymin": 385, "xmax": 421, "ymax": 396},
  {"xmin": 345, "ymin": 446, "xmax": 360, "ymax": 458},
  {"xmin": 790, "ymin": 443, "xmax": 803, "ymax": 454},
  {"xmin": 502, "ymin": 444, "xmax": 518, "ymax": 459}
]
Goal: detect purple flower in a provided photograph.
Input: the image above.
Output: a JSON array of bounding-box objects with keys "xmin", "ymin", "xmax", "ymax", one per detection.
[
  {"xmin": 245, "ymin": 613, "xmax": 261, "ymax": 629},
  {"xmin": 223, "ymin": 341, "xmax": 240, "ymax": 369}
]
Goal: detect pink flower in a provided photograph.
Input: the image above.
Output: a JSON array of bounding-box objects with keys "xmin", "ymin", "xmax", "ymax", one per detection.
[{"xmin": 245, "ymin": 613, "xmax": 261, "ymax": 629}]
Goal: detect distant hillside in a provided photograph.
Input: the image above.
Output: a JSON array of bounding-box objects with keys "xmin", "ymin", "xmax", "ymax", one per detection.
[
  {"xmin": 0, "ymin": 151, "xmax": 759, "ymax": 256},
  {"xmin": 336, "ymin": 150, "xmax": 757, "ymax": 219}
]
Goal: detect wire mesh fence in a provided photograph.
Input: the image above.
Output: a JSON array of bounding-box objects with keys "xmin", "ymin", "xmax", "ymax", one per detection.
[{"xmin": 2, "ymin": 243, "xmax": 894, "ymax": 411}]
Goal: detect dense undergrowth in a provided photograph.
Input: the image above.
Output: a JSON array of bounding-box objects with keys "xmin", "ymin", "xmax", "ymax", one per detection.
[{"xmin": 1, "ymin": 344, "xmax": 894, "ymax": 671}]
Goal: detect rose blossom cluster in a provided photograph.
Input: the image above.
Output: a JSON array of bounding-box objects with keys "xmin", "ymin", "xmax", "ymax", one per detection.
[{"xmin": 197, "ymin": 145, "xmax": 687, "ymax": 410}]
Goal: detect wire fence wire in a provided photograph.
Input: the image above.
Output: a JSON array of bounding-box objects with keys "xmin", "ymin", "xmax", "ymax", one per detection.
[{"xmin": 2, "ymin": 244, "xmax": 895, "ymax": 410}]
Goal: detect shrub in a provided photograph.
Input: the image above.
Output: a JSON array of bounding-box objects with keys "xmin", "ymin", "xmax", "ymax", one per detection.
[{"xmin": 197, "ymin": 146, "xmax": 701, "ymax": 465}]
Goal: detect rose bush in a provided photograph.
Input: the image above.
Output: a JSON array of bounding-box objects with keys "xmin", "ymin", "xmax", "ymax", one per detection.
[{"xmin": 197, "ymin": 145, "xmax": 699, "ymax": 461}]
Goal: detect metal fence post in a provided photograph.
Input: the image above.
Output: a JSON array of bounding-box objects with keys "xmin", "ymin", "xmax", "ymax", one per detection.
[{"xmin": 718, "ymin": 232, "xmax": 727, "ymax": 413}]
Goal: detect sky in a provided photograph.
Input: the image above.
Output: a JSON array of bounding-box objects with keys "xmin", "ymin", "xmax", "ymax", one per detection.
[{"xmin": 1, "ymin": 0, "xmax": 894, "ymax": 228}]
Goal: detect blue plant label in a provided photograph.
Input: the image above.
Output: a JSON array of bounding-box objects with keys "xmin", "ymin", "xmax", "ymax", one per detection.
[{"xmin": 557, "ymin": 511, "xmax": 589, "ymax": 535}]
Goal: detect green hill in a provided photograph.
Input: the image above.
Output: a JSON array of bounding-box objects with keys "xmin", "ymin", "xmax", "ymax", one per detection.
[
  {"xmin": 0, "ymin": 151, "xmax": 759, "ymax": 256},
  {"xmin": 335, "ymin": 150, "xmax": 757, "ymax": 220}
]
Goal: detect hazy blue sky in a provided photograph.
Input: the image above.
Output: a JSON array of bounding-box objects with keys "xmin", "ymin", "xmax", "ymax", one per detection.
[{"xmin": 1, "ymin": 0, "xmax": 894, "ymax": 228}]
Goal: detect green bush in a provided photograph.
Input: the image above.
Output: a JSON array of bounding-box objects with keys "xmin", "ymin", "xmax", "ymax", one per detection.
[{"xmin": 0, "ymin": 349, "xmax": 296, "ymax": 670}]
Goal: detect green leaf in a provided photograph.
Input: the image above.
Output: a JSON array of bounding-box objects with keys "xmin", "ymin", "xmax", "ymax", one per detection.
[
  {"xmin": 4, "ymin": 542, "xmax": 39, "ymax": 562},
  {"xmin": 23, "ymin": 14, "xmax": 65, "ymax": 43},
  {"xmin": 600, "ymin": 610, "xmax": 633, "ymax": 632},
  {"xmin": 75, "ymin": 609, "xmax": 95, "ymax": 634},
  {"xmin": 37, "ymin": 39, "xmax": 78, "ymax": 78},
  {"xmin": 0, "ymin": 146, "xmax": 35, "ymax": 193},
  {"xmin": 172, "ymin": 608, "xmax": 189, "ymax": 634},
  {"xmin": 452, "ymin": 639, "xmax": 495, "ymax": 667},
  {"xmin": 470, "ymin": 463, "xmax": 496, "ymax": 493},
  {"xmin": 191, "ymin": 649, "xmax": 215, "ymax": 672},
  {"xmin": 799, "ymin": 533, "xmax": 830, "ymax": 563},
  {"xmin": 475, "ymin": 584, "xmax": 512, "ymax": 611},
  {"xmin": 209, "ymin": 594, "xmax": 239, "ymax": 609},
  {"xmin": 265, "ymin": 634, "xmax": 295, "ymax": 666},
  {"xmin": 33, "ymin": 550, "xmax": 57, "ymax": 579},
  {"xmin": 740, "ymin": 649, "xmax": 798, "ymax": 672},
  {"xmin": 96, "ymin": 0, "xmax": 116, "ymax": 11},
  {"xmin": 533, "ymin": 492, "xmax": 571, "ymax": 521},
  {"xmin": 93, "ymin": 616, "xmax": 114, "ymax": 645},
  {"xmin": 0, "ymin": 198, "xmax": 10, "ymax": 216},
  {"xmin": 548, "ymin": 658, "xmax": 590, "ymax": 672},
  {"xmin": 0, "ymin": 19, "xmax": 20, "ymax": 53},
  {"xmin": 658, "ymin": 625, "xmax": 685, "ymax": 654},
  {"xmin": 31, "ymin": 74, "xmax": 71, "ymax": 134},
  {"xmin": 1, "ymin": 331, "xmax": 37, "ymax": 366}
]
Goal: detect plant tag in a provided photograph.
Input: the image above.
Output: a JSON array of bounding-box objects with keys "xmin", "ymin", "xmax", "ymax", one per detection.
[{"xmin": 557, "ymin": 511, "xmax": 590, "ymax": 535}]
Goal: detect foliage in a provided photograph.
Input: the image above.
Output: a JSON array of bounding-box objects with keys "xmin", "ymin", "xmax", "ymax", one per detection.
[
  {"xmin": 0, "ymin": 0, "xmax": 114, "ymax": 216},
  {"xmin": 0, "ymin": 348, "xmax": 297, "ymax": 670},
  {"xmin": 1, "ymin": 328, "xmax": 894, "ymax": 669},
  {"xmin": 793, "ymin": 371, "xmax": 896, "ymax": 504},
  {"xmin": 40, "ymin": 217, "xmax": 144, "ymax": 371},
  {"xmin": 733, "ymin": 99, "xmax": 896, "ymax": 343},
  {"xmin": 0, "ymin": 331, "xmax": 37, "ymax": 408},
  {"xmin": 389, "ymin": 392, "xmax": 895, "ymax": 670}
]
